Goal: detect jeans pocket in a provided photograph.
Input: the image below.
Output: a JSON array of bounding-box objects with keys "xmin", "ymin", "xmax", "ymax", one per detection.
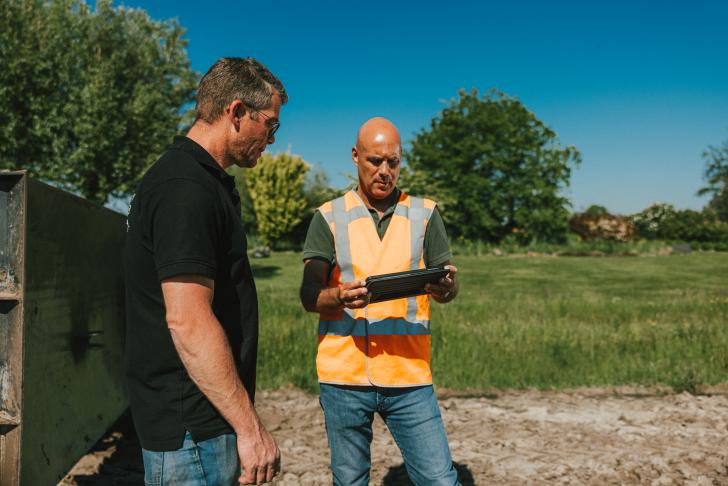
[
  {"xmin": 143, "ymin": 432, "xmax": 210, "ymax": 486},
  {"xmin": 142, "ymin": 449, "xmax": 163, "ymax": 486}
]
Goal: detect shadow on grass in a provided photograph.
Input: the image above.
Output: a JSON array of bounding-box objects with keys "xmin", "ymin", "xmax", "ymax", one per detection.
[
  {"xmin": 382, "ymin": 461, "xmax": 475, "ymax": 485},
  {"xmin": 251, "ymin": 264, "xmax": 282, "ymax": 279}
]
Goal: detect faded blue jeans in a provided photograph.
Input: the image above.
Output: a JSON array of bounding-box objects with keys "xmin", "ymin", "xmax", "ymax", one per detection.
[
  {"xmin": 142, "ymin": 431, "xmax": 239, "ymax": 486},
  {"xmin": 319, "ymin": 383, "xmax": 461, "ymax": 486}
]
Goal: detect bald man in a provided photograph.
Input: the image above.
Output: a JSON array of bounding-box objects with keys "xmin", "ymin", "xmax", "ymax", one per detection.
[{"xmin": 300, "ymin": 118, "xmax": 461, "ymax": 485}]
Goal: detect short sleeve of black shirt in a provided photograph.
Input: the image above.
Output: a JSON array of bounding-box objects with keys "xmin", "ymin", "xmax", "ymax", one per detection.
[{"xmin": 146, "ymin": 178, "xmax": 222, "ymax": 281}]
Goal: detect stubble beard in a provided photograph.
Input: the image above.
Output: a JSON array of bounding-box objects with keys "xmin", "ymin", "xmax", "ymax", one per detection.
[{"xmin": 230, "ymin": 138, "xmax": 259, "ymax": 169}]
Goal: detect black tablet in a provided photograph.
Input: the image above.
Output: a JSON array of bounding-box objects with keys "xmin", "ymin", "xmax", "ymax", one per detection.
[{"xmin": 365, "ymin": 267, "xmax": 450, "ymax": 304}]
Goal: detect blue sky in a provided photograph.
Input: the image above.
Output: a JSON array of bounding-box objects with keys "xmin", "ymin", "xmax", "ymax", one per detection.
[{"xmin": 119, "ymin": 0, "xmax": 728, "ymax": 214}]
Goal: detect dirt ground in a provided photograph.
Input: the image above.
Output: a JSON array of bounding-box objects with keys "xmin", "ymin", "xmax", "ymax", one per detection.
[{"xmin": 61, "ymin": 385, "xmax": 728, "ymax": 485}]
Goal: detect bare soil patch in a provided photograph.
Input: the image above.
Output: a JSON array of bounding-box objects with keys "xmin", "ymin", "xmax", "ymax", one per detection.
[{"xmin": 62, "ymin": 386, "xmax": 728, "ymax": 485}]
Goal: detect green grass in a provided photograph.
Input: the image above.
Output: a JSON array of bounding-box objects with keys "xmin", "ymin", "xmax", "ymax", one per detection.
[
  {"xmin": 253, "ymin": 253, "xmax": 728, "ymax": 392},
  {"xmin": 450, "ymin": 237, "xmax": 697, "ymax": 256}
]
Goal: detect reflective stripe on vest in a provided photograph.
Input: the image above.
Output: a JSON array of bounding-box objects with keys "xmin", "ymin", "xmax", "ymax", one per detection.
[{"xmin": 316, "ymin": 190, "xmax": 436, "ymax": 386}]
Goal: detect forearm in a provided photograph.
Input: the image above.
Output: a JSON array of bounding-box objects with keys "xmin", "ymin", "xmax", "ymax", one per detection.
[
  {"xmin": 301, "ymin": 284, "xmax": 344, "ymax": 313},
  {"xmin": 300, "ymin": 261, "xmax": 369, "ymax": 313},
  {"xmin": 168, "ymin": 311, "xmax": 260, "ymax": 435}
]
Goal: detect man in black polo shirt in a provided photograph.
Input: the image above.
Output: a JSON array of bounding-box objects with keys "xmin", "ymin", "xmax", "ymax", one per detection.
[{"xmin": 125, "ymin": 58, "xmax": 286, "ymax": 486}]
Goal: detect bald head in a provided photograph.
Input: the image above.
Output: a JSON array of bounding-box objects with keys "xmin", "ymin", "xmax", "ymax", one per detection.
[
  {"xmin": 356, "ymin": 117, "xmax": 401, "ymax": 151},
  {"xmin": 352, "ymin": 117, "xmax": 402, "ymax": 203}
]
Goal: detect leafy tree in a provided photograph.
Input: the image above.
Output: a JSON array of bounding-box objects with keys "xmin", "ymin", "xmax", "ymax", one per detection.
[
  {"xmin": 303, "ymin": 167, "xmax": 345, "ymax": 213},
  {"xmin": 583, "ymin": 205, "xmax": 609, "ymax": 217},
  {"xmin": 698, "ymin": 138, "xmax": 728, "ymax": 222},
  {"xmin": 404, "ymin": 89, "xmax": 581, "ymax": 243},
  {"xmin": 233, "ymin": 161, "xmax": 343, "ymax": 249},
  {"xmin": 0, "ymin": 0, "xmax": 197, "ymax": 203},
  {"xmin": 708, "ymin": 189, "xmax": 728, "ymax": 222},
  {"xmin": 280, "ymin": 166, "xmax": 347, "ymax": 249},
  {"xmin": 247, "ymin": 152, "xmax": 309, "ymax": 247}
]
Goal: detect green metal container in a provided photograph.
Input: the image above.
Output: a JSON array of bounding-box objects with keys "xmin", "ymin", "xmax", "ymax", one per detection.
[{"xmin": 0, "ymin": 171, "xmax": 127, "ymax": 485}]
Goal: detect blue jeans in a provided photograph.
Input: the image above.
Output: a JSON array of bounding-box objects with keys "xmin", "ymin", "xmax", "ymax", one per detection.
[
  {"xmin": 319, "ymin": 384, "xmax": 461, "ymax": 486},
  {"xmin": 142, "ymin": 431, "xmax": 239, "ymax": 486}
]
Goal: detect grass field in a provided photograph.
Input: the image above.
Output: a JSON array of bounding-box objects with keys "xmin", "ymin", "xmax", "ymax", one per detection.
[{"xmin": 252, "ymin": 253, "xmax": 728, "ymax": 392}]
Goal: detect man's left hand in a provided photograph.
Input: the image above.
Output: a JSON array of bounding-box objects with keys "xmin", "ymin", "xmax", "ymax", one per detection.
[{"xmin": 424, "ymin": 265, "xmax": 458, "ymax": 303}]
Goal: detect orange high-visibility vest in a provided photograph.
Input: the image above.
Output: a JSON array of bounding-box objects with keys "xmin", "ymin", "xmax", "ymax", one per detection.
[{"xmin": 316, "ymin": 189, "xmax": 437, "ymax": 386}]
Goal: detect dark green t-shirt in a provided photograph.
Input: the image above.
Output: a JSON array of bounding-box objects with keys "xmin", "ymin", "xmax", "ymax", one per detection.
[{"xmin": 303, "ymin": 189, "xmax": 452, "ymax": 268}]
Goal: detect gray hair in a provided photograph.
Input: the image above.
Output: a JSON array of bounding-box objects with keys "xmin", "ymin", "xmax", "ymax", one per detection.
[{"xmin": 195, "ymin": 57, "xmax": 288, "ymax": 123}]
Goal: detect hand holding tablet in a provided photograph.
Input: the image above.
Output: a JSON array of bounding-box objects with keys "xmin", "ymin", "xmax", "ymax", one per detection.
[
  {"xmin": 337, "ymin": 280, "xmax": 369, "ymax": 309},
  {"xmin": 423, "ymin": 265, "xmax": 458, "ymax": 302}
]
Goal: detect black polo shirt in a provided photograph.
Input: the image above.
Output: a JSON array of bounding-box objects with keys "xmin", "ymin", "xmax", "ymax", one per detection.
[{"xmin": 124, "ymin": 136, "xmax": 258, "ymax": 451}]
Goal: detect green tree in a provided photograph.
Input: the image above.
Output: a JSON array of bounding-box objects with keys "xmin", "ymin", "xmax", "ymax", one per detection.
[
  {"xmin": 404, "ymin": 89, "xmax": 581, "ymax": 243},
  {"xmin": 698, "ymin": 138, "xmax": 728, "ymax": 222},
  {"xmin": 584, "ymin": 205, "xmax": 609, "ymax": 217},
  {"xmin": 247, "ymin": 152, "xmax": 309, "ymax": 247},
  {"xmin": 281, "ymin": 166, "xmax": 346, "ymax": 248},
  {"xmin": 303, "ymin": 167, "xmax": 345, "ymax": 214},
  {"xmin": 0, "ymin": 0, "xmax": 197, "ymax": 203}
]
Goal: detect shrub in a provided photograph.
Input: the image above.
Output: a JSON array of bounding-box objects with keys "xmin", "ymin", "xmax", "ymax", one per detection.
[
  {"xmin": 247, "ymin": 152, "xmax": 309, "ymax": 247},
  {"xmin": 630, "ymin": 204, "xmax": 677, "ymax": 239},
  {"xmin": 630, "ymin": 204, "xmax": 728, "ymax": 243},
  {"xmin": 660, "ymin": 210, "xmax": 728, "ymax": 243},
  {"xmin": 569, "ymin": 211, "xmax": 637, "ymax": 241}
]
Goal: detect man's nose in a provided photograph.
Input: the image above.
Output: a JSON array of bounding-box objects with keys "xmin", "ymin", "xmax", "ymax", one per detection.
[{"xmin": 267, "ymin": 134, "xmax": 276, "ymax": 145}]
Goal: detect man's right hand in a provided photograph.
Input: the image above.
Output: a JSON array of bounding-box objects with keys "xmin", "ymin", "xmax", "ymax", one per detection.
[
  {"xmin": 337, "ymin": 280, "xmax": 369, "ymax": 309},
  {"xmin": 163, "ymin": 276, "xmax": 279, "ymax": 484},
  {"xmin": 237, "ymin": 420, "xmax": 281, "ymax": 485},
  {"xmin": 300, "ymin": 260, "xmax": 369, "ymax": 313}
]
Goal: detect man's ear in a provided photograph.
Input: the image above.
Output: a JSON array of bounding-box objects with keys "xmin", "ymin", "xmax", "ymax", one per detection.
[
  {"xmin": 227, "ymin": 99, "xmax": 245, "ymax": 127},
  {"xmin": 351, "ymin": 146, "xmax": 359, "ymax": 166}
]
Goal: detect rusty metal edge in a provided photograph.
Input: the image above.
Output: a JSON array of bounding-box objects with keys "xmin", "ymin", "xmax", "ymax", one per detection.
[{"xmin": 0, "ymin": 170, "xmax": 26, "ymax": 486}]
